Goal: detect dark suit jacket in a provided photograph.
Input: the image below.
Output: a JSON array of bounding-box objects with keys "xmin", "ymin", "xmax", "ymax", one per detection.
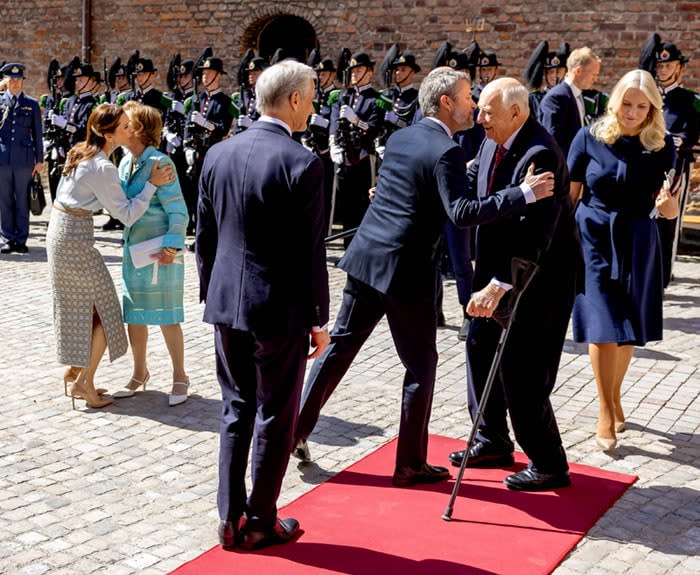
[
  {"xmin": 538, "ymin": 81, "xmax": 582, "ymax": 156},
  {"xmin": 339, "ymin": 118, "xmax": 528, "ymax": 295},
  {"xmin": 468, "ymin": 115, "xmax": 578, "ymax": 305},
  {"xmin": 196, "ymin": 121, "xmax": 329, "ymax": 336}
]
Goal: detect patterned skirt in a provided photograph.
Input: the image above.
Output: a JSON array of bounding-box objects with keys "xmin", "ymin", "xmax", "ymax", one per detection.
[{"xmin": 46, "ymin": 207, "xmax": 128, "ymax": 366}]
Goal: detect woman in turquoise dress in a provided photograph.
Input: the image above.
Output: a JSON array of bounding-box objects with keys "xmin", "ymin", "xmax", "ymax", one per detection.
[
  {"xmin": 568, "ymin": 69, "xmax": 678, "ymax": 450},
  {"xmin": 113, "ymin": 102, "xmax": 190, "ymax": 406}
]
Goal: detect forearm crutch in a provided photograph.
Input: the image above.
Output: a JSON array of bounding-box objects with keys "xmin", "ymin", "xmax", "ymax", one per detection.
[{"xmin": 442, "ymin": 257, "xmax": 538, "ymax": 521}]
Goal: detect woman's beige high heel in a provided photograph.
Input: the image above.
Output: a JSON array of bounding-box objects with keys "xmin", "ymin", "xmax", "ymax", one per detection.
[
  {"xmin": 64, "ymin": 366, "xmax": 107, "ymax": 396},
  {"xmin": 113, "ymin": 372, "xmax": 150, "ymax": 398},
  {"xmin": 70, "ymin": 381, "xmax": 113, "ymax": 409},
  {"xmin": 595, "ymin": 435, "xmax": 617, "ymax": 451}
]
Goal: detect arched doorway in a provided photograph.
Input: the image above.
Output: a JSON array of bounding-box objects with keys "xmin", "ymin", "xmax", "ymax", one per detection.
[{"xmin": 256, "ymin": 15, "xmax": 317, "ymax": 63}]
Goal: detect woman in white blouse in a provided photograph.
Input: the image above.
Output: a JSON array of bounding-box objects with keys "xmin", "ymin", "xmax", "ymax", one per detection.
[{"xmin": 47, "ymin": 103, "xmax": 173, "ymax": 409}]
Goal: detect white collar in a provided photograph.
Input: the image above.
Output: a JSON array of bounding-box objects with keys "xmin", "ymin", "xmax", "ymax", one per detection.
[
  {"xmin": 259, "ymin": 115, "xmax": 292, "ymax": 136},
  {"xmin": 425, "ymin": 116, "xmax": 452, "ymax": 138}
]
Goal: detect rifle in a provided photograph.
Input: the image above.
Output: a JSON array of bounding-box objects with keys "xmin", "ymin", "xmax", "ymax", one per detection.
[
  {"xmin": 103, "ymin": 58, "xmax": 110, "ymax": 102},
  {"xmin": 183, "ymin": 47, "xmax": 213, "ymax": 176},
  {"xmin": 334, "ymin": 48, "xmax": 361, "ymax": 165}
]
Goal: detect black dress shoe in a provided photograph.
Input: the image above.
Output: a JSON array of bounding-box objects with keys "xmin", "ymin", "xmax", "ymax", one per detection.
[
  {"xmin": 392, "ymin": 463, "xmax": 450, "ymax": 487},
  {"xmin": 13, "ymin": 243, "xmax": 28, "ymax": 254},
  {"xmin": 457, "ymin": 317, "xmax": 470, "ymax": 341},
  {"xmin": 239, "ymin": 517, "xmax": 300, "ymax": 550},
  {"xmin": 504, "ymin": 467, "xmax": 571, "ymax": 492},
  {"xmin": 1, "ymin": 241, "xmax": 14, "ymax": 254},
  {"xmin": 218, "ymin": 520, "xmax": 237, "ymax": 550},
  {"xmin": 448, "ymin": 440, "xmax": 515, "ymax": 468},
  {"xmin": 292, "ymin": 439, "xmax": 311, "ymax": 462}
]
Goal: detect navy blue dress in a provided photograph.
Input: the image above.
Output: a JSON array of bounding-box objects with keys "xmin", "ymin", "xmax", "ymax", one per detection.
[{"xmin": 568, "ymin": 127, "xmax": 675, "ymax": 345}]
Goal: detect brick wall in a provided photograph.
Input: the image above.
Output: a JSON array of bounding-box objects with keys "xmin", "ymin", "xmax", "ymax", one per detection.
[{"xmin": 2, "ymin": 0, "xmax": 698, "ymax": 100}]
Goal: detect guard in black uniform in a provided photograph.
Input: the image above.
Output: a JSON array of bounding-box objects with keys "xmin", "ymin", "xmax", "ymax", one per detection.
[
  {"xmin": 183, "ymin": 56, "xmax": 237, "ymax": 245},
  {"xmin": 375, "ymin": 48, "xmax": 421, "ymax": 161},
  {"xmin": 56, "ymin": 62, "xmax": 97, "ymax": 148},
  {"xmin": 232, "ymin": 52, "xmax": 266, "ymax": 135},
  {"xmin": 39, "ymin": 60, "xmax": 67, "ymax": 201},
  {"xmin": 650, "ymin": 40, "xmax": 700, "ymax": 285},
  {"xmin": 472, "ymin": 51, "xmax": 500, "ymax": 101},
  {"xmin": 302, "ymin": 52, "xmax": 337, "ymax": 232},
  {"xmin": 330, "ymin": 51, "xmax": 385, "ymax": 247}
]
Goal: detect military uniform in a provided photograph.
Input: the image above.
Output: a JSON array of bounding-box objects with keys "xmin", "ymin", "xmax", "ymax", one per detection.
[
  {"xmin": 231, "ymin": 56, "xmax": 266, "ymax": 135},
  {"xmin": 183, "ymin": 57, "xmax": 237, "ymax": 235},
  {"xmin": 654, "ymin": 43, "xmax": 700, "ymax": 286},
  {"xmin": 472, "ymin": 51, "xmax": 500, "ymax": 102},
  {"xmin": 374, "ymin": 52, "xmax": 421, "ymax": 160},
  {"xmin": 330, "ymin": 52, "xmax": 385, "ymax": 247},
  {"xmin": 302, "ymin": 57, "xmax": 337, "ymax": 232},
  {"xmin": 39, "ymin": 62, "xmax": 69, "ymax": 201},
  {"xmin": 0, "ymin": 63, "xmax": 43, "ymax": 253},
  {"xmin": 58, "ymin": 64, "xmax": 97, "ymax": 148}
]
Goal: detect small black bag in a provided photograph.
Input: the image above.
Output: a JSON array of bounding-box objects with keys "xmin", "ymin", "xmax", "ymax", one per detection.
[{"xmin": 28, "ymin": 174, "xmax": 47, "ymax": 216}]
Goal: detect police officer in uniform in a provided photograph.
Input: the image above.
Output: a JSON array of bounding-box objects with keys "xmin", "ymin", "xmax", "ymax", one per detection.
[
  {"xmin": 329, "ymin": 51, "xmax": 385, "ymax": 247},
  {"xmin": 302, "ymin": 53, "xmax": 337, "ymax": 232},
  {"xmin": 183, "ymin": 56, "xmax": 237, "ymax": 245},
  {"xmin": 0, "ymin": 63, "xmax": 43, "ymax": 254},
  {"xmin": 232, "ymin": 53, "xmax": 266, "ymax": 135},
  {"xmin": 653, "ymin": 41, "xmax": 700, "ymax": 285},
  {"xmin": 375, "ymin": 49, "xmax": 421, "ymax": 161}
]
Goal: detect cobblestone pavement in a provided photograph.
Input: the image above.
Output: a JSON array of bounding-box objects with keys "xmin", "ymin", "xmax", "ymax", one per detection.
[{"xmin": 1, "ymin": 211, "xmax": 699, "ymax": 575}]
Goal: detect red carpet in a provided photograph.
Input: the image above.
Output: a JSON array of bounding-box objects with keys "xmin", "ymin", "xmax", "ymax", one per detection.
[{"xmin": 171, "ymin": 435, "xmax": 636, "ymax": 575}]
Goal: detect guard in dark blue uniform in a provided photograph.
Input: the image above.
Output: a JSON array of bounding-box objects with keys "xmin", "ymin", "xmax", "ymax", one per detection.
[
  {"xmin": 0, "ymin": 63, "xmax": 43, "ymax": 254},
  {"xmin": 653, "ymin": 41, "xmax": 700, "ymax": 285},
  {"xmin": 183, "ymin": 56, "xmax": 237, "ymax": 243},
  {"xmin": 56, "ymin": 62, "xmax": 97, "ymax": 148},
  {"xmin": 374, "ymin": 48, "xmax": 421, "ymax": 161},
  {"xmin": 232, "ymin": 53, "xmax": 266, "ymax": 135},
  {"xmin": 329, "ymin": 51, "xmax": 385, "ymax": 247},
  {"xmin": 302, "ymin": 53, "xmax": 337, "ymax": 232},
  {"xmin": 39, "ymin": 60, "xmax": 67, "ymax": 202},
  {"xmin": 472, "ymin": 51, "xmax": 500, "ymax": 101}
]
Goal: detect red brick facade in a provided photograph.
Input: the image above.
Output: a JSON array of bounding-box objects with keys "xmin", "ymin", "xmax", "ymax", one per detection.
[{"xmin": 2, "ymin": 1, "xmax": 698, "ymax": 98}]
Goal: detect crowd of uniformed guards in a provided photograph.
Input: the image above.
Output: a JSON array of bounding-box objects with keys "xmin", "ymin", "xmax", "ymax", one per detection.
[{"xmin": 1, "ymin": 35, "xmax": 697, "ymax": 272}]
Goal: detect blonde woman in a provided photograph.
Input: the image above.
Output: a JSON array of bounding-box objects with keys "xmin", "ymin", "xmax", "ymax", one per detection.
[
  {"xmin": 568, "ymin": 69, "xmax": 677, "ymax": 450},
  {"xmin": 48, "ymin": 104, "xmax": 174, "ymax": 408}
]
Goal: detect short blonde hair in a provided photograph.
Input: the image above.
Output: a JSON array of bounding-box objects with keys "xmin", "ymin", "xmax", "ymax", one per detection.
[
  {"xmin": 590, "ymin": 69, "xmax": 666, "ymax": 151},
  {"xmin": 123, "ymin": 101, "xmax": 162, "ymax": 148},
  {"xmin": 567, "ymin": 47, "xmax": 601, "ymax": 70}
]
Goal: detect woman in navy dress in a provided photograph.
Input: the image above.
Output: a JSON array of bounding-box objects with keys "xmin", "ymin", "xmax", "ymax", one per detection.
[{"xmin": 568, "ymin": 69, "xmax": 678, "ymax": 450}]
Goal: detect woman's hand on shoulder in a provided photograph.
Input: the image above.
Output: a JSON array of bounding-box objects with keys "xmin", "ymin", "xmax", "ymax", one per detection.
[{"xmin": 149, "ymin": 158, "xmax": 175, "ymax": 187}]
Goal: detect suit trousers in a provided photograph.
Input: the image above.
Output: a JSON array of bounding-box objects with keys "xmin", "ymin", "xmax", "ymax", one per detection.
[
  {"xmin": 0, "ymin": 165, "xmax": 32, "ymax": 244},
  {"xmin": 296, "ymin": 273, "xmax": 439, "ymax": 469},
  {"xmin": 466, "ymin": 297, "xmax": 570, "ymax": 474},
  {"xmin": 215, "ymin": 325, "xmax": 308, "ymax": 528}
]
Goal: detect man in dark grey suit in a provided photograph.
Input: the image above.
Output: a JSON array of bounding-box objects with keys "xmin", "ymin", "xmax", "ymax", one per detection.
[
  {"xmin": 538, "ymin": 46, "xmax": 601, "ymax": 156},
  {"xmin": 293, "ymin": 67, "xmax": 556, "ymax": 487},
  {"xmin": 196, "ymin": 61, "xmax": 330, "ymax": 551},
  {"xmin": 448, "ymin": 77, "xmax": 580, "ymax": 491}
]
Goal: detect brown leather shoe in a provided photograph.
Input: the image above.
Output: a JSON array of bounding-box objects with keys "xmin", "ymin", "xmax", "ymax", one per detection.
[{"xmin": 392, "ymin": 463, "xmax": 450, "ymax": 487}]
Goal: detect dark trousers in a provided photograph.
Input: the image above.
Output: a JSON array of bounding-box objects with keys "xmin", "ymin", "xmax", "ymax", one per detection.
[
  {"xmin": 335, "ymin": 157, "xmax": 372, "ymax": 248},
  {"xmin": 296, "ymin": 274, "xmax": 438, "ymax": 469},
  {"xmin": 215, "ymin": 325, "xmax": 308, "ymax": 528},
  {"xmin": 443, "ymin": 221, "xmax": 474, "ymax": 307},
  {"xmin": 465, "ymin": 288, "xmax": 571, "ymax": 474},
  {"xmin": 0, "ymin": 165, "xmax": 32, "ymax": 244},
  {"xmin": 320, "ymin": 152, "xmax": 335, "ymax": 234}
]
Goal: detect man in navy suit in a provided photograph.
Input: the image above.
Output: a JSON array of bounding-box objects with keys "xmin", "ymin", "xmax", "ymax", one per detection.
[
  {"xmin": 538, "ymin": 46, "xmax": 601, "ymax": 156},
  {"xmin": 448, "ymin": 77, "xmax": 580, "ymax": 491},
  {"xmin": 196, "ymin": 61, "xmax": 330, "ymax": 550},
  {"xmin": 293, "ymin": 67, "xmax": 556, "ymax": 488},
  {"xmin": 0, "ymin": 63, "xmax": 43, "ymax": 254}
]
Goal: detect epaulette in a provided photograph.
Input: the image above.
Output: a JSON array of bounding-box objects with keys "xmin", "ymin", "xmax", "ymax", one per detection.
[
  {"xmin": 39, "ymin": 94, "xmax": 48, "ymax": 107},
  {"xmin": 231, "ymin": 92, "xmax": 241, "ymax": 107},
  {"xmin": 183, "ymin": 95, "xmax": 193, "ymax": 115},
  {"xmin": 693, "ymin": 93, "xmax": 700, "ymax": 114},
  {"xmin": 160, "ymin": 93, "xmax": 173, "ymax": 109},
  {"xmin": 327, "ymin": 90, "xmax": 341, "ymax": 106},
  {"xmin": 59, "ymin": 97, "xmax": 69, "ymax": 114},
  {"xmin": 115, "ymin": 93, "xmax": 127, "ymax": 107},
  {"xmin": 227, "ymin": 101, "xmax": 240, "ymax": 119}
]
